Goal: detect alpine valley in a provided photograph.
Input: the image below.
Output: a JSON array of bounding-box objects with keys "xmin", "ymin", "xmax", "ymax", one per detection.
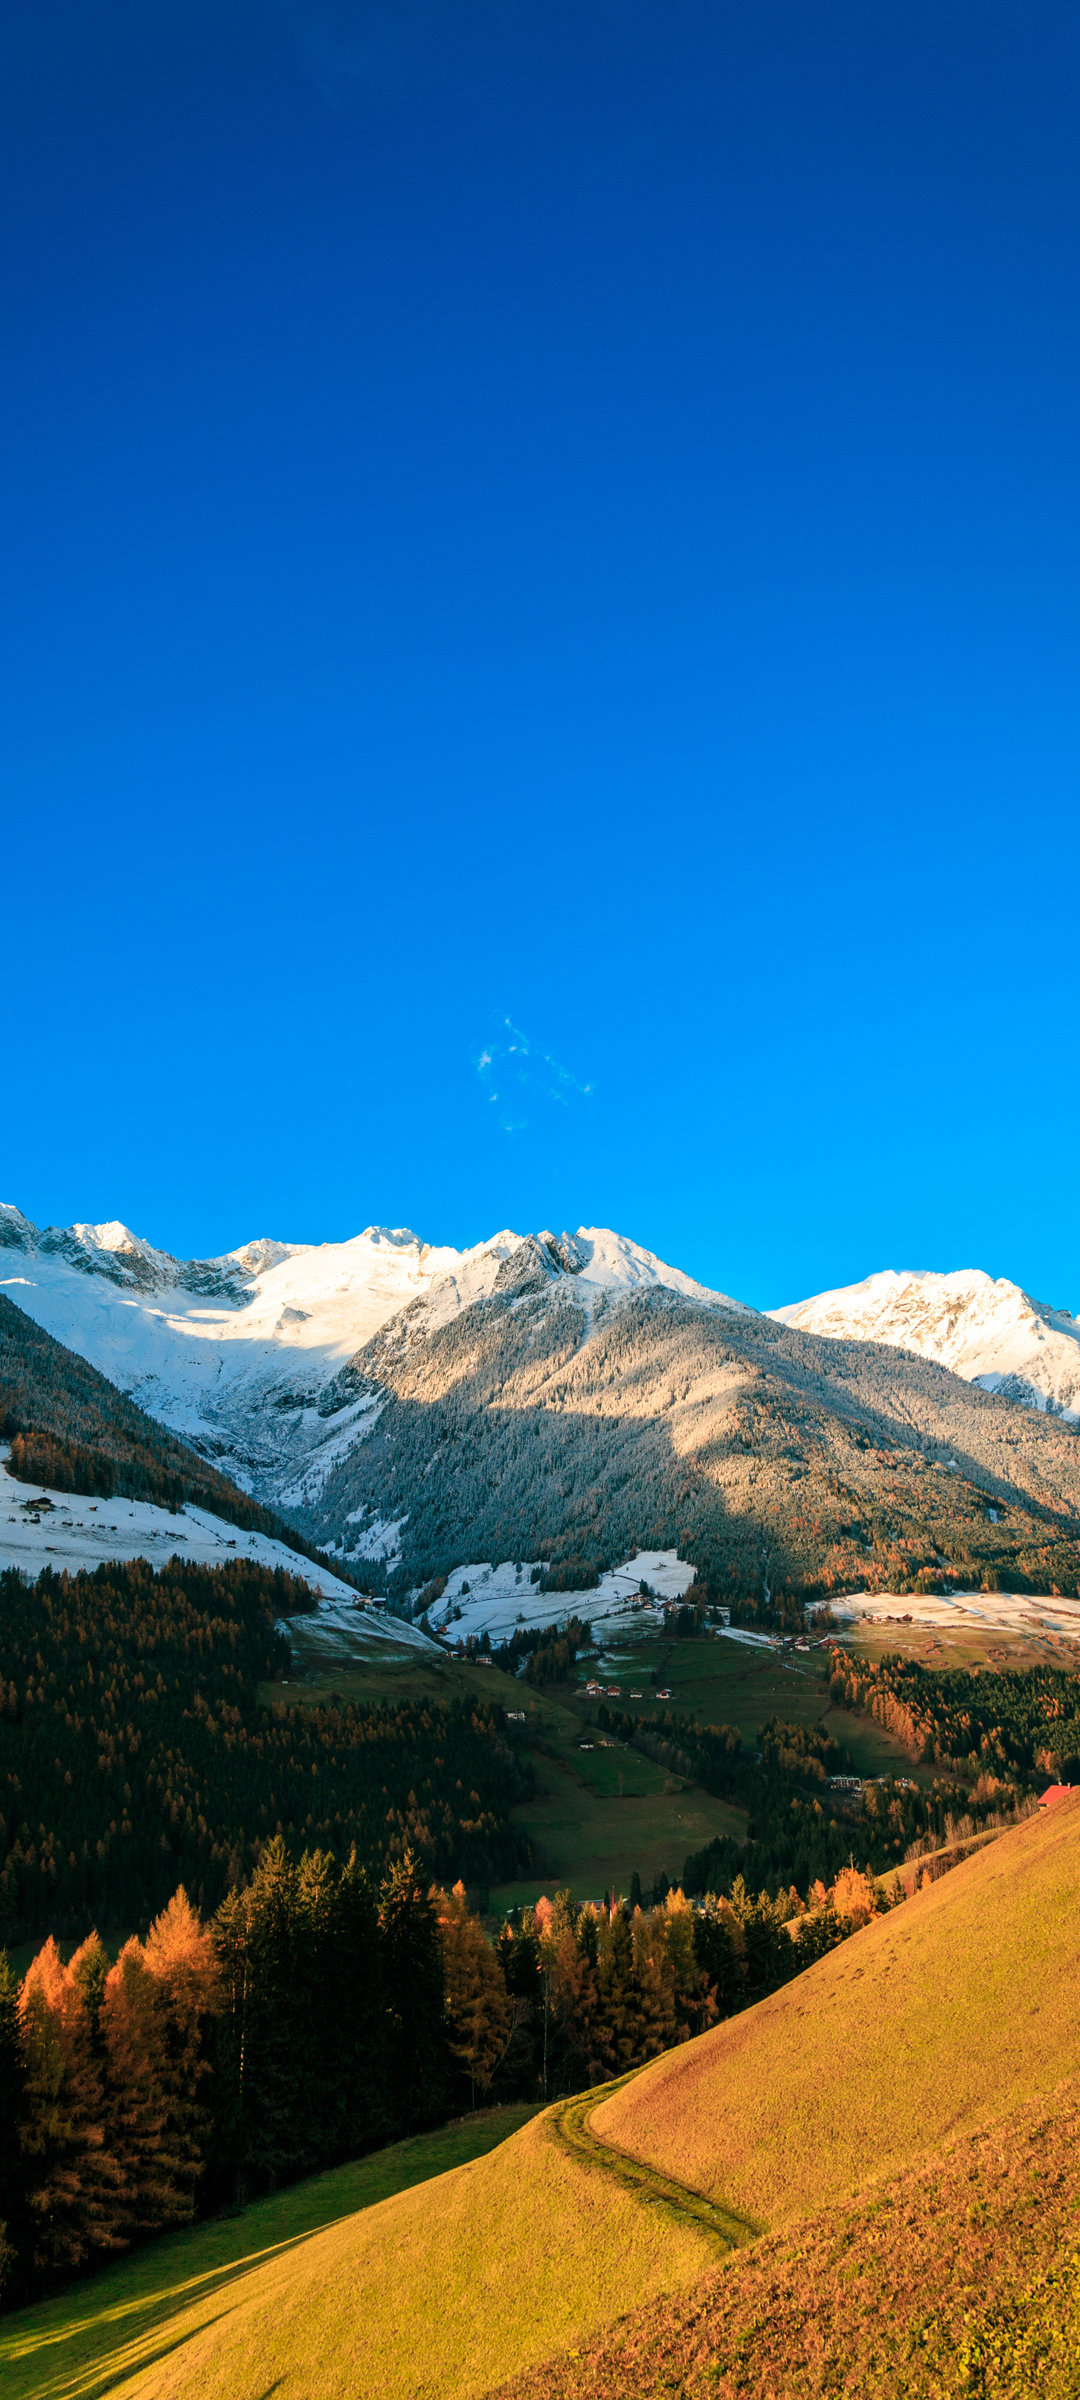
[{"xmin": 3, "ymin": 1203, "xmax": 1079, "ymax": 1614}]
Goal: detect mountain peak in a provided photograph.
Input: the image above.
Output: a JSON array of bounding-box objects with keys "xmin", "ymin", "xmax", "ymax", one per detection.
[{"xmin": 770, "ymin": 1266, "xmax": 1080, "ymax": 1423}]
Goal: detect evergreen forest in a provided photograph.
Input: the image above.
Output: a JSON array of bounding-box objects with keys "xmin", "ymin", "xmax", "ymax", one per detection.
[
  {"xmin": 0, "ymin": 1557, "xmax": 534, "ymax": 1939},
  {"xmin": 0, "ymin": 1837, "xmax": 898, "ymax": 2311}
]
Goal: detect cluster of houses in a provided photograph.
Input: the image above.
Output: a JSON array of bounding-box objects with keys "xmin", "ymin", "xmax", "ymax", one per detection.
[{"xmin": 582, "ymin": 1678, "xmax": 672, "ymax": 1702}]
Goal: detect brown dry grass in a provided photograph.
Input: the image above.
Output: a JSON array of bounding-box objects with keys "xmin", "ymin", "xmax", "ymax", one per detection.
[
  {"xmin": 590, "ymin": 1793, "xmax": 1080, "ymax": 2228},
  {"xmin": 494, "ymin": 2076, "xmax": 1080, "ymax": 2399}
]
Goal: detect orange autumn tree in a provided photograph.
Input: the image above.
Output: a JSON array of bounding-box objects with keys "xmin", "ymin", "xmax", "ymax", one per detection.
[
  {"xmin": 18, "ymin": 1936, "xmax": 124, "ymax": 2282},
  {"xmin": 100, "ymin": 1889, "xmax": 219, "ymax": 2243},
  {"xmin": 434, "ymin": 1882, "xmax": 510, "ymax": 2105}
]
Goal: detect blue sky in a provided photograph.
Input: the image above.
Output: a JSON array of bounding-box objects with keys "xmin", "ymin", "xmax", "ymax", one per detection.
[{"xmin": 3, "ymin": 1, "xmax": 1078, "ymax": 1310}]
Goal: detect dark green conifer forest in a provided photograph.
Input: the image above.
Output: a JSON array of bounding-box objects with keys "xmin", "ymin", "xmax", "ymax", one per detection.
[{"xmin": 0, "ymin": 1557, "xmax": 534, "ymax": 1938}]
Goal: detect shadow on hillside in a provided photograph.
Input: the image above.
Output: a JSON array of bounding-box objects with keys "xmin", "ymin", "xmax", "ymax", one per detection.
[
  {"xmin": 311, "ymin": 1296, "xmax": 1076, "ymax": 1594},
  {"xmin": 4, "ymin": 2110, "xmax": 538, "ymax": 2400}
]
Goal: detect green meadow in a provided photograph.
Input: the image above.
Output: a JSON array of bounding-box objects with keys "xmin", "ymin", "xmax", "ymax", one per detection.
[{"xmin": 0, "ymin": 2106, "xmax": 542, "ymax": 2400}]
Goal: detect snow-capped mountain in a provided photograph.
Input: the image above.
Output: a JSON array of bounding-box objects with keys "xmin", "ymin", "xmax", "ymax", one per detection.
[
  {"xmin": 5, "ymin": 1206, "xmax": 1080, "ymax": 1603},
  {"xmin": 770, "ymin": 1269, "xmax": 1080, "ymax": 1425},
  {"xmin": 0, "ymin": 1205, "xmax": 746, "ymax": 1508}
]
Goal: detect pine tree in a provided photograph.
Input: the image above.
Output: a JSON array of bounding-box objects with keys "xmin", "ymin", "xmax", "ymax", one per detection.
[
  {"xmin": 692, "ymin": 1895, "xmax": 745, "ymax": 2015},
  {"xmin": 18, "ymin": 1937, "xmax": 124, "ymax": 2283},
  {"xmin": 212, "ymin": 1839, "xmax": 303, "ymax": 2200},
  {"xmin": 596, "ymin": 1905, "xmax": 641, "ymax": 2077},
  {"xmin": 303, "ymin": 1847, "xmax": 386, "ymax": 2166},
  {"xmin": 378, "ymin": 1850, "xmax": 449, "ymax": 2134},
  {"xmin": 101, "ymin": 1943, "xmax": 189, "ymax": 2240},
  {"xmin": 435, "ymin": 1883, "xmax": 510, "ymax": 2107}
]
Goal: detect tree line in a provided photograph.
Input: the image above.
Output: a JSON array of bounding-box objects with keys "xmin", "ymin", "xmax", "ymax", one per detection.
[
  {"xmin": 0, "ymin": 1558, "xmax": 534, "ymax": 1940},
  {"xmin": 0, "ymin": 1840, "xmax": 897, "ymax": 2310},
  {"xmin": 827, "ymin": 1650, "xmax": 1080, "ymax": 1785}
]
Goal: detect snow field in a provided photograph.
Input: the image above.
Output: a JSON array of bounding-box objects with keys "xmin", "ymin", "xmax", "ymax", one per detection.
[
  {"xmin": 816, "ymin": 1586, "xmax": 1080, "ymax": 1649},
  {"xmin": 0, "ymin": 1446, "xmax": 359, "ymax": 1601},
  {"xmin": 0, "ymin": 1212, "xmax": 747, "ymax": 1514},
  {"xmin": 770, "ymin": 1266, "xmax": 1080, "ymax": 1423},
  {"xmin": 424, "ymin": 1549, "xmax": 697, "ymax": 1649}
]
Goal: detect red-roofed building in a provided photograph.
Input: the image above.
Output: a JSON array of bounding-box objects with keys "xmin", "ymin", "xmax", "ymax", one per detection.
[{"xmin": 1038, "ymin": 1784, "xmax": 1076, "ymax": 1808}]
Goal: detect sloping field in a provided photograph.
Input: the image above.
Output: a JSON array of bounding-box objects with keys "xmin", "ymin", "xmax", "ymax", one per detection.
[
  {"xmin": 0, "ymin": 2108, "xmax": 539, "ymax": 2400},
  {"xmin": 9, "ymin": 1801, "xmax": 1078, "ymax": 2400},
  {"xmin": 591, "ymin": 1791, "xmax": 1080, "ymax": 2227},
  {"xmin": 14, "ymin": 2107, "xmax": 714, "ymax": 2400},
  {"xmin": 496, "ymin": 2073, "xmax": 1080, "ymax": 2400}
]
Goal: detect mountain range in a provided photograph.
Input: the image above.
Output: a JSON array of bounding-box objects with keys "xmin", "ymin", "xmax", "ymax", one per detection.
[{"xmin": 3, "ymin": 1203, "xmax": 1078, "ymax": 1609}]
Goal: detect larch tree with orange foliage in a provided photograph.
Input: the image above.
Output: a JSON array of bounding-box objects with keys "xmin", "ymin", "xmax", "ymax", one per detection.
[{"xmin": 435, "ymin": 1881, "xmax": 510, "ymax": 2107}]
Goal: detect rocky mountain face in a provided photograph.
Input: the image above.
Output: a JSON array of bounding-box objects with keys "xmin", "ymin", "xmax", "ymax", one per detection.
[
  {"xmin": 770, "ymin": 1268, "xmax": 1080, "ymax": 1424},
  {"xmin": 3, "ymin": 1205, "xmax": 1078, "ymax": 1608}
]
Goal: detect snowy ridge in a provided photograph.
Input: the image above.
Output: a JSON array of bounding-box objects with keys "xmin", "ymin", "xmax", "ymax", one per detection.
[
  {"xmin": 0, "ymin": 1206, "xmax": 746, "ymax": 1510},
  {"xmin": 770, "ymin": 1268, "xmax": 1080, "ymax": 1425}
]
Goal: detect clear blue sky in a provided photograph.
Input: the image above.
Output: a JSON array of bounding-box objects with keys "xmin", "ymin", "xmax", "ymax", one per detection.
[{"xmin": 3, "ymin": 1, "xmax": 1078, "ymax": 1309}]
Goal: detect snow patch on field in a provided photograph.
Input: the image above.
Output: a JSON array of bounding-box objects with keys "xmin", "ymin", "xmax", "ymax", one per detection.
[
  {"xmin": 278, "ymin": 1594, "xmax": 444, "ymax": 1668},
  {"xmin": 426, "ymin": 1548, "xmax": 696, "ymax": 1647},
  {"xmin": 819, "ymin": 1586, "xmax": 1080, "ymax": 1650},
  {"xmin": 0, "ymin": 1446, "xmax": 358, "ymax": 1599}
]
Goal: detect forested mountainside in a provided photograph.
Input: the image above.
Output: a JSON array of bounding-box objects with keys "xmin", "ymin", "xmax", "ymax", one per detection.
[
  {"xmin": 0, "ymin": 1208, "xmax": 743, "ymax": 1507},
  {"xmin": 0, "ymin": 1295, "xmax": 348, "ymax": 1580},
  {"xmin": 312, "ymin": 1278, "xmax": 1080, "ymax": 1608}
]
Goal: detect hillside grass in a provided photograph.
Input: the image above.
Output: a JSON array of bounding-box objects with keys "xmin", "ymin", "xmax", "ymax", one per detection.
[
  {"xmin": 591, "ymin": 1791, "xmax": 1080, "ymax": 2229},
  {"xmin": 495, "ymin": 2074, "xmax": 1080, "ymax": 2400},
  {"xmin": 0, "ymin": 2106, "xmax": 542, "ymax": 2400},
  {"xmin": 4, "ymin": 2105, "xmax": 717, "ymax": 2400}
]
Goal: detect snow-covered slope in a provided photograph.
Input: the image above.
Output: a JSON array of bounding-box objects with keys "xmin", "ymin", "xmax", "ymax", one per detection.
[
  {"xmin": 770, "ymin": 1269, "xmax": 1080, "ymax": 1425},
  {"xmin": 0, "ymin": 1206, "xmax": 747, "ymax": 1507},
  {"xmin": 0, "ymin": 1441, "xmax": 359, "ymax": 1597}
]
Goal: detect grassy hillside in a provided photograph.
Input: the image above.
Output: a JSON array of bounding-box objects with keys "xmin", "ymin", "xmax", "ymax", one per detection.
[
  {"xmin": 591, "ymin": 1791, "xmax": 1080, "ymax": 2227},
  {"xmin": 497, "ymin": 2075, "xmax": 1080, "ymax": 2400},
  {"xmin": 0, "ymin": 2106, "xmax": 542, "ymax": 2400},
  {"xmin": 4, "ymin": 2106, "xmax": 716, "ymax": 2400},
  {"xmin": 4, "ymin": 1801, "xmax": 1076, "ymax": 2397}
]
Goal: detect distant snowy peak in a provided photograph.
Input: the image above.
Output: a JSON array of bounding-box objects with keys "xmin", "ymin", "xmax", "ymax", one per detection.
[
  {"xmin": 574, "ymin": 1227, "xmax": 750, "ymax": 1313},
  {"xmin": 0, "ymin": 1204, "xmax": 37, "ymax": 1253},
  {"xmin": 407, "ymin": 1225, "xmax": 751, "ymax": 1330},
  {"xmin": 0, "ymin": 1204, "xmax": 745, "ymax": 1511},
  {"xmin": 770, "ymin": 1267, "xmax": 1080, "ymax": 1425}
]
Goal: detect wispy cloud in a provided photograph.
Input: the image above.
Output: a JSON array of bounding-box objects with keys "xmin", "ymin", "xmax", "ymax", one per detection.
[
  {"xmin": 474, "ymin": 1019, "xmax": 593, "ymax": 1134},
  {"xmin": 272, "ymin": 1, "xmax": 457, "ymax": 102}
]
